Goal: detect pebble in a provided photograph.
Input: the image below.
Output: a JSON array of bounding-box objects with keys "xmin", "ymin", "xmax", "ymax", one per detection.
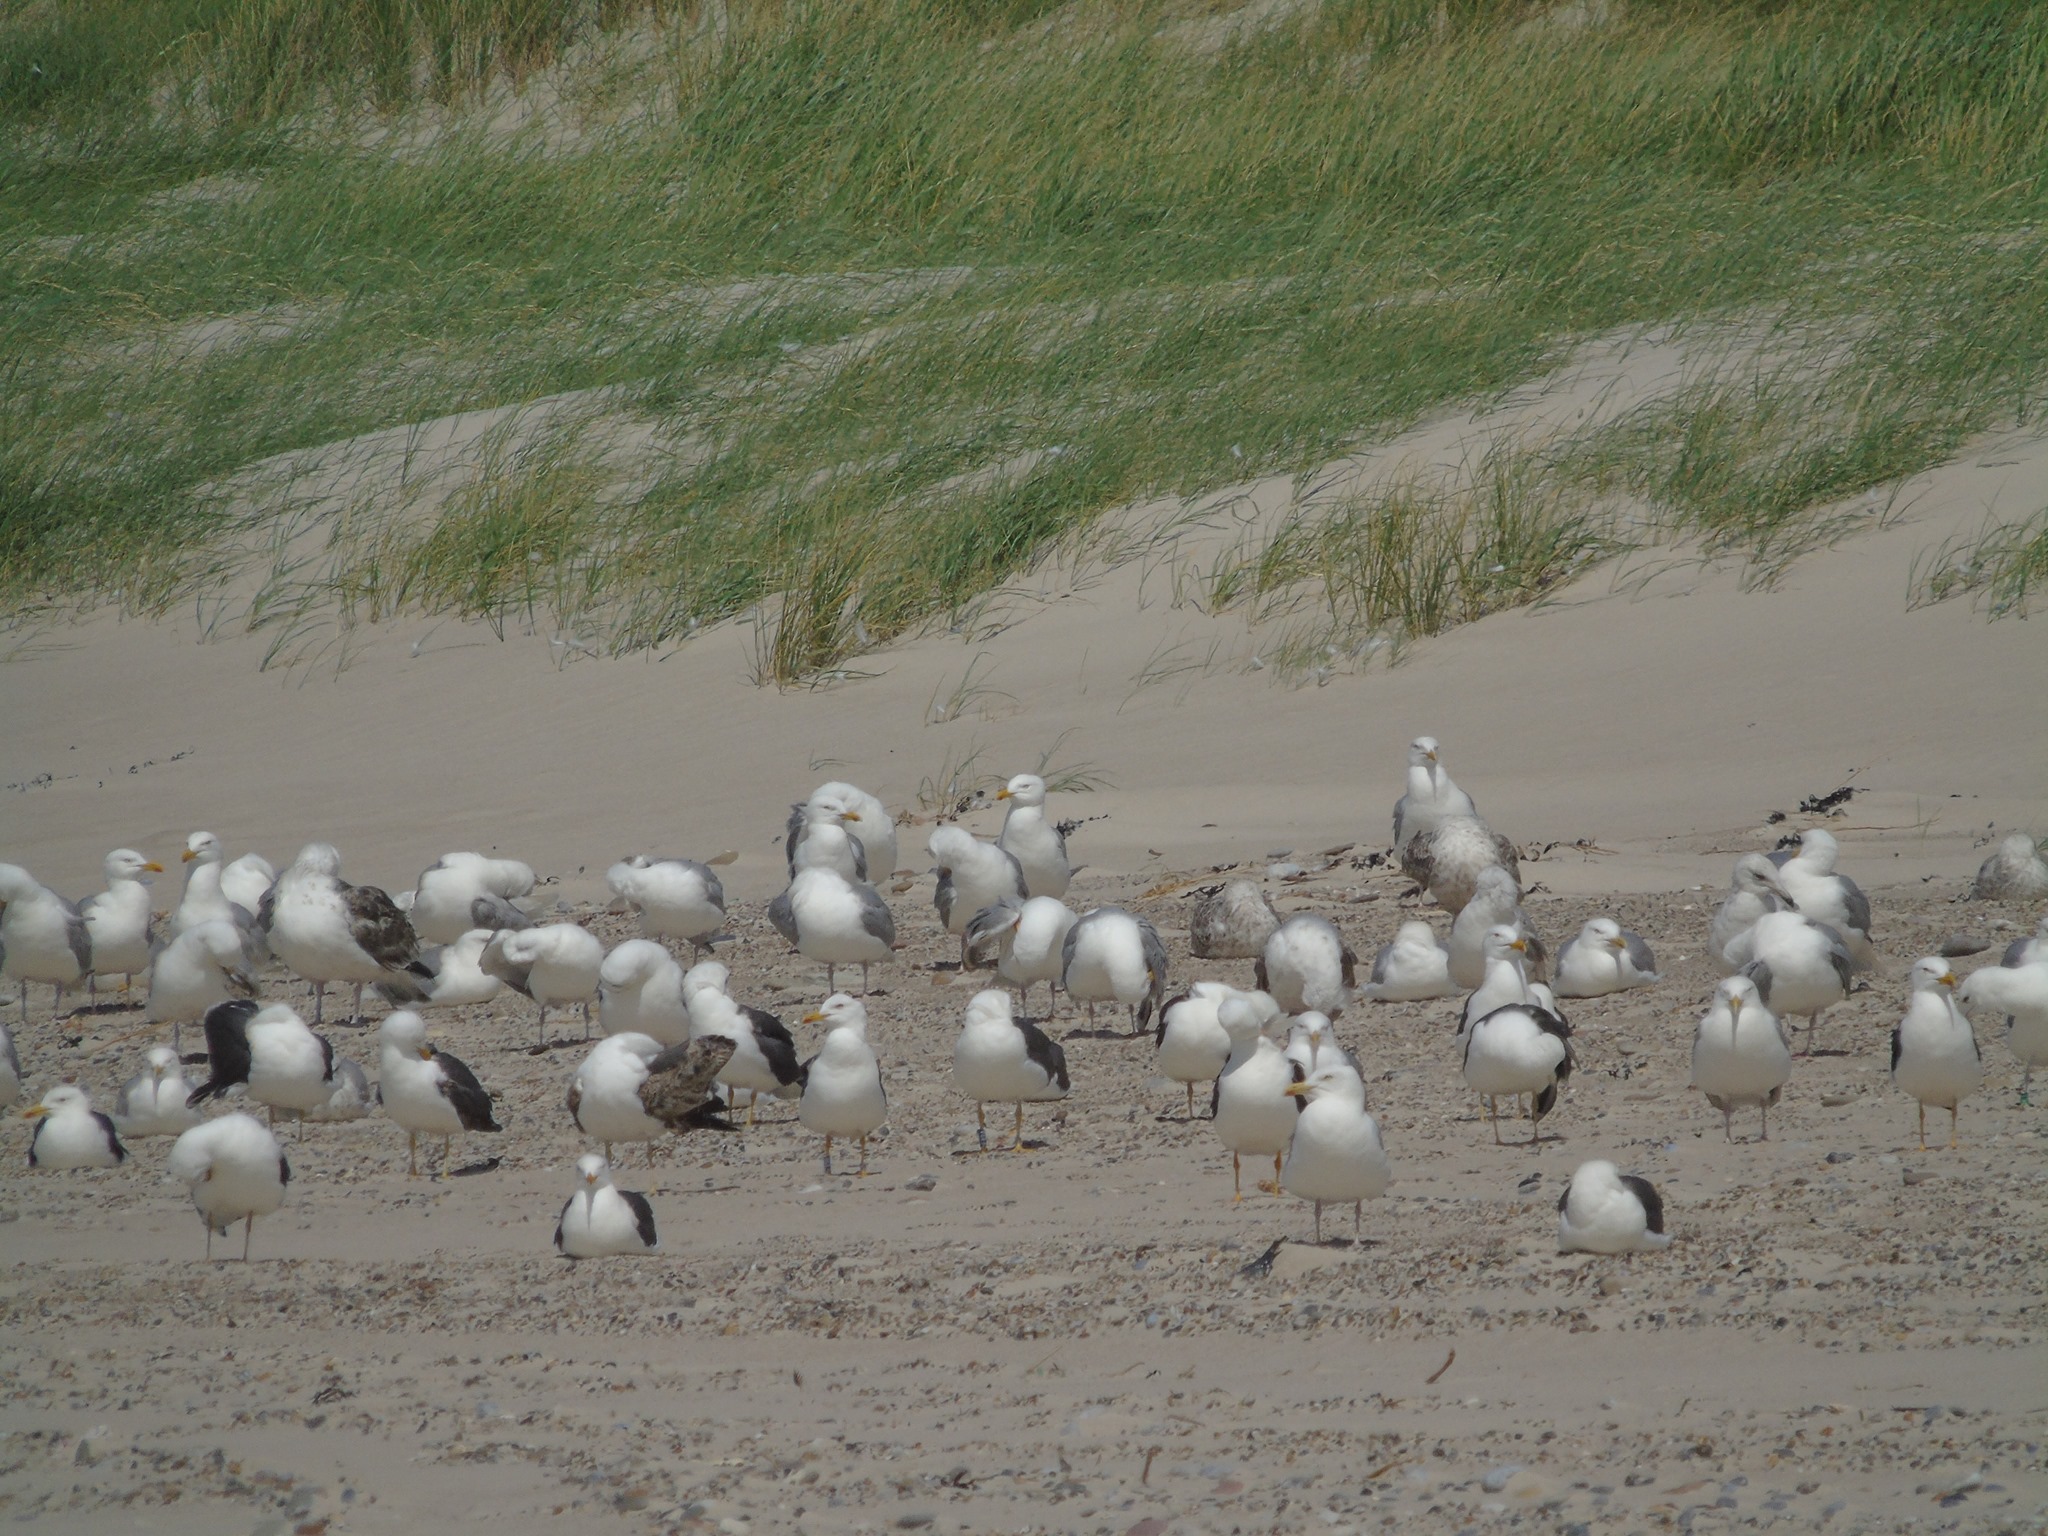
[
  {"xmin": 1939, "ymin": 930, "xmax": 1990, "ymax": 958},
  {"xmin": 904, "ymin": 1173, "xmax": 938, "ymax": 1191},
  {"xmin": 1481, "ymin": 1464, "xmax": 1522, "ymax": 1493}
]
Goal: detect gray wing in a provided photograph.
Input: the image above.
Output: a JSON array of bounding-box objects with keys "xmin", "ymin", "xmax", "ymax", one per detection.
[
  {"xmin": 62, "ymin": 897, "xmax": 93, "ymax": 975},
  {"xmin": 1059, "ymin": 911, "xmax": 1087, "ymax": 984},
  {"xmin": 478, "ymin": 934, "xmax": 534, "ymax": 998},
  {"xmin": 1742, "ymin": 959, "xmax": 1775, "ymax": 1005},
  {"xmin": 932, "ymin": 869, "xmax": 958, "ymax": 932},
  {"xmin": 1390, "ymin": 795, "xmax": 1410, "ymax": 848},
  {"xmin": 2003, "ymin": 936, "xmax": 2035, "ymax": 967},
  {"xmin": 766, "ymin": 888, "xmax": 799, "ymax": 948},
  {"xmin": 997, "ymin": 846, "xmax": 1029, "ymax": 900},
  {"xmin": 1766, "ymin": 847, "xmax": 1795, "ymax": 868},
  {"xmin": 1368, "ymin": 942, "xmax": 1395, "ymax": 986},
  {"xmin": 255, "ymin": 879, "xmax": 279, "ymax": 934},
  {"xmin": 783, "ymin": 805, "xmax": 807, "ymax": 875},
  {"xmin": 848, "ymin": 834, "xmax": 869, "ymax": 884},
  {"xmin": 0, "ymin": 1026, "xmax": 18, "ymax": 1084},
  {"xmin": 857, "ymin": 882, "xmax": 896, "ymax": 947},
  {"xmin": 1622, "ymin": 929, "xmax": 1658, "ymax": 975},
  {"xmin": 1837, "ymin": 876, "xmax": 1872, "ymax": 938},
  {"xmin": 691, "ymin": 862, "xmax": 726, "ymax": 915},
  {"xmin": 471, "ymin": 892, "xmax": 531, "ymax": 931},
  {"xmin": 1816, "ymin": 922, "xmax": 1854, "ymax": 992},
  {"xmin": 965, "ymin": 897, "xmax": 1023, "ymax": 954},
  {"xmin": 1139, "ymin": 916, "xmax": 1170, "ymax": 1023},
  {"xmin": 1519, "ymin": 920, "xmax": 1550, "ymax": 982}
]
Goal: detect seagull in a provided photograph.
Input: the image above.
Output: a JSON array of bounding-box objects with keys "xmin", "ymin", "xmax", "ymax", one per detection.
[
  {"xmin": 260, "ymin": 843, "xmax": 430, "ymax": 1025},
  {"xmin": 1458, "ymin": 926, "xmax": 1560, "ymax": 1036},
  {"xmin": 1363, "ymin": 920, "xmax": 1455, "ymax": 1002},
  {"xmin": 1893, "ymin": 957, "xmax": 1981, "ymax": 1150},
  {"xmin": 1283, "ymin": 1012, "xmax": 1361, "ymax": 1088},
  {"xmin": 1400, "ymin": 815, "xmax": 1519, "ymax": 917},
  {"xmin": 1390, "ymin": 735, "xmax": 1479, "ymax": 847},
  {"xmin": 1212, "ymin": 991, "xmax": 1297, "ymax": 1200},
  {"xmin": 1957, "ymin": 956, "xmax": 2048, "ymax": 1104},
  {"xmin": 1972, "ymin": 834, "xmax": 2048, "ymax": 901},
  {"xmin": 1557, "ymin": 1161, "xmax": 1671, "ymax": 1254},
  {"xmin": 1770, "ymin": 830, "xmax": 1876, "ymax": 969},
  {"xmin": 555, "ymin": 1154, "xmax": 659, "ymax": 1259},
  {"xmin": 681, "ymin": 961, "xmax": 805, "ymax": 1122},
  {"xmin": 2002, "ymin": 915, "xmax": 2048, "ymax": 969},
  {"xmin": 1462, "ymin": 991, "xmax": 1573, "ymax": 1146},
  {"xmin": 376, "ymin": 1010, "xmax": 501, "ymax": 1176},
  {"xmin": 1447, "ymin": 866, "xmax": 1547, "ymax": 989},
  {"xmin": 787, "ymin": 803, "xmax": 870, "ymax": 882},
  {"xmin": 166, "ymin": 1113, "xmax": 290, "ymax": 1261},
  {"xmin": 374, "ymin": 928, "xmax": 504, "ymax": 1010},
  {"xmin": 305, "ymin": 1057, "xmax": 375, "ymax": 1122},
  {"xmin": 596, "ymin": 938, "xmax": 693, "ymax": 1046},
  {"xmin": 786, "ymin": 782, "xmax": 898, "ymax": 880},
  {"xmin": 408, "ymin": 853, "xmax": 536, "ymax": 945},
  {"xmin": 964, "ymin": 895, "xmax": 1078, "ymax": 1015},
  {"xmin": 22, "ymin": 1084, "xmax": 126, "ymax": 1169},
  {"xmin": 1281, "ymin": 1064, "xmax": 1390, "ymax": 1244},
  {"xmin": 995, "ymin": 774, "xmax": 1072, "ymax": 899},
  {"xmin": 480, "ymin": 922, "xmax": 605, "ymax": 1046},
  {"xmin": 0, "ymin": 863, "xmax": 91, "ymax": 1021},
  {"xmin": 1155, "ymin": 982, "xmax": 1247, "ymax": 1118},
  {"xmin": 172, "ymin": 833, "xmax": 269, "ymax": 957},
  {"xmin": 568, "ymin": 1033, "xmax": 671, "ymax": 1166},
  {"xmin": 1189, "ymin": 879, "xmax": 1279, "ymax": 960},
  {"xmin": 799, "ymin": 993, "xmax": 888, "ymax": 1174},
  {"xmin": 187, "ymin": 1000, "xmax": 336, "ymax": 1130},
  {"xmin": 80, "ymin": 849, "xmax": 164, "ymax": 999},
  {"xmin": 165, "ymin": 1122, "xmax": 290, "ymax": 1261},
  {"xmin": 1061, "ymin": 905, "xmax": 1169, "ymax": 1032},
  {"xmin": 1689, "ymin": 975, "xmax": 1791, "ymax": 1141},
  {"xmin": 951, "ymin": 988, "xmax": 1069, "ymax": 1152},
  {"xmin": 928, "ymin": 826, "xmax": 1026, "ymax": 969},
  {"xmin": 146, "ymin": 919, "xmax": 259, "ymax": 1055},
  {"xmin": 1730, "ymin": 911, "xmax": 1853, "ymax": 1055},
  {"xmin": 1257, "ymin": 913, "xmax": 1357, "ymax": 1017},
  {"xmin": 0, "ymin": 1022, "xmax": 18, "ymax": 1110},
  {"xmin": 113, "ymin": 1045, "xmax": 203, "ymax": 1137},
  {"xmin": 767, "ymin": 867, "xmax": 896, "ymax": 995},
  {"xmin": 1553, "ymin": 918, "xmax": 1660, "ymax": 998},
  {"xmin": 1709, "ymin": 854, "xmax": 1796, "ymax": 975},
  {"xmin": 606, "ymin": 854, "xmax": 727, "ymax": 957}
]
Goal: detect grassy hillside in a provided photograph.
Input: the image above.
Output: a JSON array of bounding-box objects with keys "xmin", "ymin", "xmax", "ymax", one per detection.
[{"xmin": 3, "ymin": 0, "xmax": 2045, "ymax": 674}]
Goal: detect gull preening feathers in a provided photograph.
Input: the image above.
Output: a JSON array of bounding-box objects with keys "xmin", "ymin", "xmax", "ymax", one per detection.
[
  {"xmin": 1957, "ymin": 954, "xmax": 2048, "ymax": 1104},
  {"xmin": 682, "ymin": 961, "xmax": 805, "ymax": 1119},
  {"xmin": 187, "ymin": 1000, "xmax": 337, "ymax": 1129},
  {"xmin": 1155, "ymin": 981, "xmax": 1252, "ymax": 1118},
  {"xmin": 1710, "ymin": 854, "xmax": 1796, "ymax": 975},
  {"xmin": 964, "ymin": 895, "xmax": 1077, "ymax": 1015},
  {"xmin": 596, "ymin": 938, "xmax": 693, "ymax": 1046},
  {"xmin": 928, "ymin": 826, "xmax": 1026, "ymax": 970},
  {"xmin": 607, "ymin": 854, "xmax": 727, "ymax": 956},
  {"xmin": 1257, "ymin": 912, "xmax": 1357, "ymax": 1018},
  {"xmin": 1060, "ymin": 905, "xmax": 1169, "ymax": 1032},
  {"xmin": 1461, "ymin": 988, "xmax": 1573, "ymax": 1146},
  {"xmin": 146, "ymin": 918, "xmax": 259, "ymax": 1055},
  {"xmin": 166, "ymin": 1113, "xmax": 290, "ymax": 1261},
  {"xmin": 375, "ymin": 928, "xmax": 503, "ymax": 1011},
  {"xmin": 409, "ymin": 852, "xmax": 536, "ymax": 945},
  {"xmin": 481, "ymin": 922, "xmax": 605, "ymax": 1046}
]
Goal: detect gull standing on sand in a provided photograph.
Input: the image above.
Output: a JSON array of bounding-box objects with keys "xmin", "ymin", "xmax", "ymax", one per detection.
[
  {"xmin": 187, "ymin": 1000, "xmax": 335, "ymax": 1129},
  {"xmin": 1189, "ymin": 880, "xmax": 1280, "ymax": 960},
  {"xmin": 928, "ymin": 826, "xmax": 1026, "ymax": 970},
  {"xmin": 996, "ymin": 774, "xmax": 1072, "ymax": 899},
  {"xmin": 607, "ymin": 854, "xmax": 727, "ymax": 956},
  {"xmin": 1553, "ymin": 918, "xmax": 1660, "ymax": 998},
  {"xmin": 261, "ymin": 843, "xmax": 430, "ymax": 1025},
  {"xmin": 1972, "ymin": 834, "xmax": 2048, "ymax": 901},
  {"xmin": 1363, "ymin": 920, "xmax": 1455, "ymax": 1002},
  {"xmin": 1281, "ymin": 1064, "xmax": 1389, "ymax": 1244},
  {"xmin": 1893, "ymin": 957, "xmax": 1981, "ymax": 1150},
  {"xmin": 0, "ymin": 863, "xmax": 91, "ymax": 1020},
  {"xmin": 375, "ymin": 927, "xmax": 503, "ymax": 1010},
  {"xmin": 1557, "ymin": 1161, "xmax": 1671, "ymax": 1254},
  {"xmin": 596, "ymin": 938, "xmax": 693, "ymax": 1046},
  {"xmin": 481, "ymin": 922, "xmax": 605, "ymax": 1045},
  {"xmin": 787, "ymin": 782, "xmax": 898, "ymax": 881},
  {"xmin": 1401, "ymin": 815, "xmax": 1520, "ymax": 917},
  {"xmin": 114, "ymin": 1045, "xmax": 203, "ymax": 1138},
  {"xmin": 964, "ymin": 895, "xmax": 1077, "ymax": 1015},
  {"xmin": 1391, "ymin": 736, "xmax": 1479, "ymax": 847},
  {"xmin": 768, "ymin": 867, "xmax": 897, "ymax": 994},
  {"xmin": 555, "ymin": 1154, "xmax": 659, "ymax": 1259},
  {"xmin": 1771, "ymin": 830, "xmax": 1876, "ymax": 970},
  {"xmin": 568, "ymin": 1033, "xmax": 670, "ymax": 1166},
  {"xmin": 1154, "ymin": 982, "xmax": 1245, "ymax": 1118},
  {"xmin": 1061, "ymin": 905, "xmax": 1169, "ymax": 1031},
  {"xmin": 80, "ymin": 849, "xmax": 163, "ymax": 997},
  {"xmin": 1212, "ymin": 992, "xmax": 1298, "ymax": 1199},
  {"xmin": 146, "ymin": 919, "xmax": 259, "ymax": 1055},
  {"xmin": 952, "ymin": 988, "xmax": 1069, "ymax": 1152},
  {"xmin": 1710, "ymin": 854, "xmax": 1796, "ymax": 975},
  {"xmin": 1729, "ymin": 910, "xmax": 1853, "ymax": 1055},
  {"xmin": 1958, "ymin": 955, "xmax": 2048, "ymax": 1104},
  {"xmin": 408, "ymin": 853, "xmax": 536, "ymax": 945},
  {"xmin": 1689, "ymin": 975, "xmax": 1791, "ymax": 1142},
  {"xmin": 800, "ymin": 993, "xmax": 888, "ymax": 1174},
  {"xmin": 1447, "ymin": 866, "xmax": 1547, "ymax": 990},
  {"xmin": 1461, "ymin": 987, "xmax": 1573, "ymax": 1146},
  {"xmin": 682, "ymin": 961, "xmax": 805, "ymax": 1121},
  {"xmin": 1257, "ymin": 913, "xmax": 1357, "ymax": 1017},
  {"xmin": 166, "ymin": 1113, "xmax": 289, "ymax": 1261},
  {"xmin": 22, "ymin": 1084, "xmax": 127, "ymax": 1169},
  {"xmin": 377, "ymin": 1010, "xmax": 501, "ymax": 1176}
]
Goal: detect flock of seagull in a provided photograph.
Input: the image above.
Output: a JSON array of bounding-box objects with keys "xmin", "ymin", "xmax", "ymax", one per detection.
[{"xmin": 4, "ymin": 741, "xmax": 2048, "ymax": 1263}]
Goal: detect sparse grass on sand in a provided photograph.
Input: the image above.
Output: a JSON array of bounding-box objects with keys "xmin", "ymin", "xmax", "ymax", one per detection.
[{"xmin": 3, "ymin": 1, "xmax": 2046, "ymax": 677}]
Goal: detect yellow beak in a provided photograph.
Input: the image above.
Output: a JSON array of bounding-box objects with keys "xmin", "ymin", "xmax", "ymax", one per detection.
[
  {"xmin": 1283, "ymin": 1080, "xmax": 1311, "ymax": 1098},
  {"xmin": 1609, "ymin": 936, "xmax": 1628, "ymax": 950},
  {"xmin": 418, "ymin": 1046, "xmax": 433, "ymax": 1060},
  {"xmin": 22, "ymin": 1106, "xmax": 47, "ymax": 1120},
  {"xmin": 181, "ymin": 849, "xmax": 198, "ymax": 863},
  {"xmin": 802, "ymin": 1011, "xmax": 826, "ymax": 1025},
  {"xmin": 996, "ymin": 789, "xmax": 1013, "ymax": 800},
  {"xmin": 1508, "ymin": 938, "xmax": 1527, "ymax": 952},
  {"xmin": 1940, "ymin": 972, "xmax": 1958, "ymax": 988},
  {"xmin": 142, "ymin": 861, "xmax": 165, "ymax": 873},
  {"xmin": 840, "ymin": 810, "xmax": 861, "ymax": 822}
]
